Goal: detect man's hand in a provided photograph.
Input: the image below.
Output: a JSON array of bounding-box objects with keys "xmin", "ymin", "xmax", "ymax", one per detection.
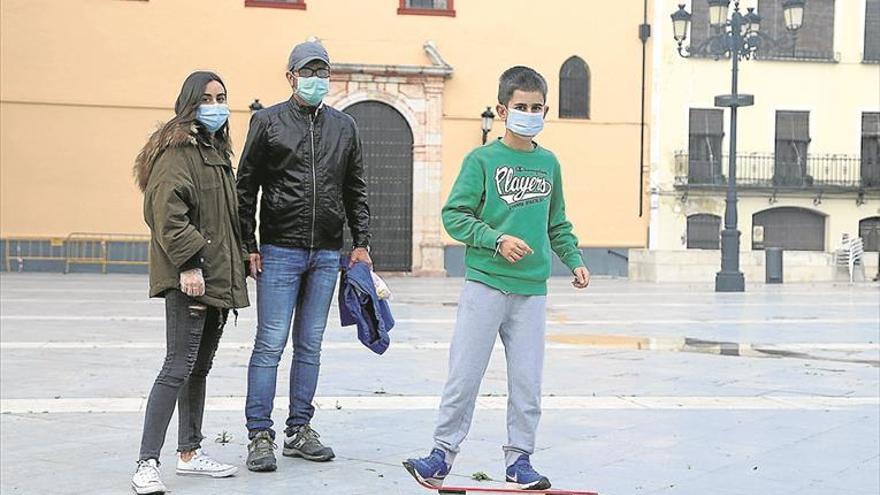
[
  {"xmin": 572, "ymin": 266, "xmax": 591, "ymax": 289},
  {"xmin": 248, "ymin": 252, "xmax": 262, "ymax": 279},
  {"xmin": 498, "ymin": 234, "xmax": 533, "ymax": 264},
  {"xmin": 180, "ymin": 268, "xmax": 206, "ymax": 297},
  {"xmin": 350, "ymin": 247, "xmax": 372, "ymax": 268}
]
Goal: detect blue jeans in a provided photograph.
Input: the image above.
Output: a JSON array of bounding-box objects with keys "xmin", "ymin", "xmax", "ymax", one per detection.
[{"xmin": 246, "ymin": 245, "xmax": 340, "ymax": 439}]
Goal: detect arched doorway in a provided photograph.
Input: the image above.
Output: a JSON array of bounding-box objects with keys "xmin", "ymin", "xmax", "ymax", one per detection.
[
  {"xmin": 343, "ymin": 101, "xmax": 414, "ymax": 271},
  {"xmin": 860, "ymin": 216, "xmax": 880, "ymax": 252},
  {"xmin": 752, "ymin": 207, "xmax": 826, "ymax": 251}
]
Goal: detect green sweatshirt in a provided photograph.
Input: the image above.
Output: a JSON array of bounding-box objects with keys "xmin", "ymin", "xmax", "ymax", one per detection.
[{"xmin": 442, "ymin": 138, "xmax": 584, "ymax": 296}]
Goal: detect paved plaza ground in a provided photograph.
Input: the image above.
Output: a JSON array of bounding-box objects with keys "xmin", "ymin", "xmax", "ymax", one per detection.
[{"xmin": 1, "ymin": 273, "xmax": 878, "ymax": 495}]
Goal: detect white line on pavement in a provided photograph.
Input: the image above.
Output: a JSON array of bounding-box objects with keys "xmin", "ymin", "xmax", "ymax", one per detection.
[
  {"xmin": 0, "ymin": 342, "xmax": 577, "ymax": 351},
  {"xmin": 756, "ymin": 343, "xmax": 880, "ymax": 351},
  {"xmin": 2, "ymin": 341, "xmax": 877, "ymax": 351},
  {"xmin": 0, "ymin": 316, "xmax": 167, "ymax": 321},
  {"xmin": 0, "ymin": 298, "xmax": 162, "ymax": 304},
  {"xmin": 1, "ymin": 315, "xmax": 877, "ymax": 325},
  {"xmin": 2, "ymin": 298, "xmax": 877, "ymax": 308},
  {"xmin": 1, "ymin": 395, "xmax": 876, "ymax": 414},
  {"xmin": 544, "ymin": 302, "xmax": 880, "ymax": 308},
  {"xmin": 1, "ymin": 288, "xmax": 876, "ymax": 297},
  {"xmin": 0, "ymin": 289, "xmax": 148, "ymax": 294}
]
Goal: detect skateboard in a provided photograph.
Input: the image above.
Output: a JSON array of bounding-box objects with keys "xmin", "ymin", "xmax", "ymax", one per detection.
[{"xmin": 403, "ymin": 462, "xmax": 598, "ymax": 495}]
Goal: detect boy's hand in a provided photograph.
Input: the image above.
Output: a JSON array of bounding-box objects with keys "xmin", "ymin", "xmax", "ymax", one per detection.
[
  {"xmin": 572, "ymin": 267, "xmax": 591, "ymax": 289},
  {"xmin": 498, "ymin": 234, "xmax": 533, "ymax": 264}
]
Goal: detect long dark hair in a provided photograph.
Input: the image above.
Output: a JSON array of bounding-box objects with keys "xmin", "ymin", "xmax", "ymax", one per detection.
[{"xmin": 134, "ymin": 71, "xmax": 232, "ymax": 191}]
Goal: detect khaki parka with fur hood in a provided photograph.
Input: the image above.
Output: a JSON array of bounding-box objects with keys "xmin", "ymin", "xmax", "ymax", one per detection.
[{"xmin": 136, "ymin": 124, "xmax": 249, "ymax": 309}]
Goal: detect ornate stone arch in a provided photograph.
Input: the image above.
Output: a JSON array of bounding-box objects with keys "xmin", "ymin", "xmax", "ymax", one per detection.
[
  {"xmin": 330, "ymin": 90, "xmax": 421, "ymax": 145},
  {"xmin": 323, "ymin": 42, "xmax": 453, "ymax": 274}
]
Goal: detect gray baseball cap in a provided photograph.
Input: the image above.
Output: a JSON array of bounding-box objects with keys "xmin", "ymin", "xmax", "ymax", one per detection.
[{"xmin": 288, "ymin": 41, "xmax": 330, "ymax": 72}]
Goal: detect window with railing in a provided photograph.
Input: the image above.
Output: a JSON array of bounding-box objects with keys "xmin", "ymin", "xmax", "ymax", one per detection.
[
  {"xmin": 687, "ymin": 214, "xmax": 721, "ymax": 250},
  {"xmin": 774, "ymin": 111, "xmax": 811, "ymax": 187},
  {"xmin": 398, "ymin": 0, "xmax": 455, "ymax": 16},
  {"xmin": 674, "ymin": 152, "xmax": 866, "ymax": 190},
  {"xmin": 863, "ymin": 113, "xmax": 880, "ymax": 188},
  {"xmin": 245, "ymin": 0, "xmax": 306, "ymax": 9},
  {"xmin": 865, "ymin": 0, "xmax": 880, "ymax": 62},
  {"xmin": 756, "ymin": 0, "xmax": 835, "ymax": 61},
  {"xmin": 559, "ymin": 56, "xmax": 590, "ymax": 119},
  {"xmin": 688, "ymin": 109, "xmax": 724, "ymax": 184}
]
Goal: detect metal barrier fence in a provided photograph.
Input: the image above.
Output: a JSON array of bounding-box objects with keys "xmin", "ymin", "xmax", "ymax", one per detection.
[
  {"xmin": 3, "ymin": 236, "xmax": 65, "ymax": 272},
  {"xmin": 3, "ymin": 233, "xmax": 149, "ymax": 273},
  {"xmin": 64, "ymin": 233, "xmax": 150, "ymax": 273}
]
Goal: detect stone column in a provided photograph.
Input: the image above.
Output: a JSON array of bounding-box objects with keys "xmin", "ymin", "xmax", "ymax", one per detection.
[{"xmin": 413, "ymin": 78, "xmax": 446, "ymax": 275}]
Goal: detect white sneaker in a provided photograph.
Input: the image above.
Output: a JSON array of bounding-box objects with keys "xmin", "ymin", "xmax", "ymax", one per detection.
[
  {"xmin": 131, "ymin": 459, "xmax": 167, "ymax": 494},
  {"xmin": 176, "ymin": 449, "xmax": 238, "ymax": 478}
]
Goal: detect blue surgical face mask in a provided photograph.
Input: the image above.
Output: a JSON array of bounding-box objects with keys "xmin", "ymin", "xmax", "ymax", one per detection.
[
  {"xmin": 196, "ymin": 104, "xmax": 229, "ymax": 133},
  {"xmin": 296, "ymin": 76, "xmax": 330, "ymax": 106},
  {"xmin": 505, "ymin": 108, "xmax": 545, "ymax": 138}
]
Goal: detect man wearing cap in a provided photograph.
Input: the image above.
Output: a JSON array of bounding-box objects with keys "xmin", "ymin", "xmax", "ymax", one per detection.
[{"xmin": 237, "ymin": 41, "xmax": 371, "ymax": 472}]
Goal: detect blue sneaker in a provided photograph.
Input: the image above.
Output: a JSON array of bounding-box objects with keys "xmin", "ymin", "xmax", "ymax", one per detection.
[
  {"xmin": 506, "ymin": 455, "xmax": 551, "ymax": 490},
  {"xmin": 403, "ymin": 448, "xmax": 450, "ymax": 487}
]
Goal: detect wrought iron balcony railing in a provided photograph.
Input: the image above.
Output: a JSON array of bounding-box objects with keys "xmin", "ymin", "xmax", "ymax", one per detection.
[{"xmin": 674, "ymin": 152, "xmax": 880, "ymax": 191}]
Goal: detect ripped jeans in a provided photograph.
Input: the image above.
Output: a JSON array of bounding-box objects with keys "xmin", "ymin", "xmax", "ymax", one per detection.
[{"xmin": 138, "ymin": 289, "xmax": 228, "ymax": 462}]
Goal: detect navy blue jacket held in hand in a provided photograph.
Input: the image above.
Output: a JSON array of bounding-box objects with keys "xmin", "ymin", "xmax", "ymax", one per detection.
[{"xmin": 338, "ymin": 258, "xmax": 394, "ymax": 355}]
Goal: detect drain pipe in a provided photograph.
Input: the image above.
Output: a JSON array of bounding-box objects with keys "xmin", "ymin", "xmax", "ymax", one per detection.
[{"xmin": 638, "ymin": 0, "xmax": 651, "ymax": 217}]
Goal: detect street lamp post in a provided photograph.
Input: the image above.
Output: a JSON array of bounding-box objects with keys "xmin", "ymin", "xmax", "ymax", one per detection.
[
  {"xmin": 670, "ymin": 1, "xmax": 803, "ymax": 292},
  {"xmin": 782, "ymin": 0, "xmax": 805, "ymax": 31},
  {"xmin": 782, "ymin": 0, "xmax": 806, "ymax": 57},
  {"xmin": 481, "ymin": 107, "xmax": 495, "ymax": 145}
]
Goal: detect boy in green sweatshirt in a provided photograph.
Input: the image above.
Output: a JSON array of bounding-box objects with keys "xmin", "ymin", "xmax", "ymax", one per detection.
[{"xmin": 403, "ymin": 66, "xmax": 590, "ymax": 490}]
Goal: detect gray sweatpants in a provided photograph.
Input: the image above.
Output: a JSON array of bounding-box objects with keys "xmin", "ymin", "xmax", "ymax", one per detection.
[{"xmin": 433, "ymin": 281, "xmax": 547, "ymax": 468}]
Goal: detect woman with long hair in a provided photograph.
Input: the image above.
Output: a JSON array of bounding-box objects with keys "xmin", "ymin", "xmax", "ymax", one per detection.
[{"xmin": 130, "ymin": 71, "xmax": 249, "ymax": 494}]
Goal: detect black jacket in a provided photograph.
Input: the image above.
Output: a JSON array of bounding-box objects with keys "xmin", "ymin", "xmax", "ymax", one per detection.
[{"xmin": 237, "ymin": 99, "xmax": 370, "ymax": 253}]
